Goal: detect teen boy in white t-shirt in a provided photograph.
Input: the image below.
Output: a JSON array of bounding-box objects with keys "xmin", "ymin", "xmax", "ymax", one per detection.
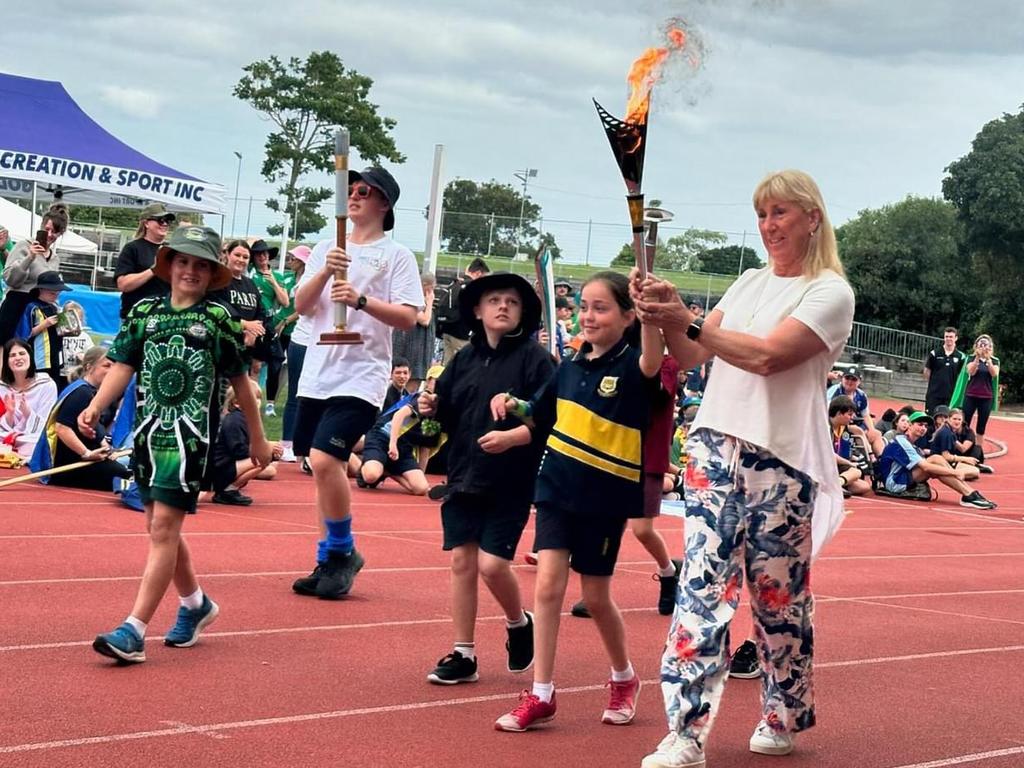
[{"xmin": 291, "ymin": 167, "xmax": 424, "ymax": 600}]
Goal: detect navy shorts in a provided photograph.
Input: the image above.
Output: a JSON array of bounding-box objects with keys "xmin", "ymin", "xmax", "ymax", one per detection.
[
  {"xmin": 361, "ymin": 429, "xmax": 421, "ymax": 476},
  {"xmin": 293, "ymin": 396, "xmax": 378, "ymax": 461},
  {"xmin": 441, "ymin": 492, "xmax": 531, "ymax": 561},
  {"xmin": 138, "ymin": 481, "xmax": 198, "ymax": 514},
  {"xmin": 534, "ymin": 504, "xmax": 628, "ymax": 577}
]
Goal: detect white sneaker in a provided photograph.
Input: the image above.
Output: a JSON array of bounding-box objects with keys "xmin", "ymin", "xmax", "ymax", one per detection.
[
  {"xmin": 641, "ymin": 732, "xmax": 705, "ymax": 768},
  {"xmin": 749, "ymin": 721, "xmax": 794, "ymax": 755},
  {"xmin": 280, "ymin": 446, "xmax": 296, "ymax": 463},
  {"xmin": 264, "ymin": 403, "xmax": 276, "ymax": 417}
]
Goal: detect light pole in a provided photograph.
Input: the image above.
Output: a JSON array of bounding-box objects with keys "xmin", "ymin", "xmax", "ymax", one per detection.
[
  {"xmin": 231, "ymin": 151, "xmax": 242, "ymax": 236},
  {"xmin": 513, "ymin": 167, "xmax": 537, "ymax": 257}
]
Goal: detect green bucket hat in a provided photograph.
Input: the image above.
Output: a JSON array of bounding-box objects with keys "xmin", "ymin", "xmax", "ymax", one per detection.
[
  {"xmin": 153, "ymin": 225, "xmax": 232, "ymax": 290},
  {"xmin": 139, "ymin": 202, "xmax": 176, "ymax": 223}
]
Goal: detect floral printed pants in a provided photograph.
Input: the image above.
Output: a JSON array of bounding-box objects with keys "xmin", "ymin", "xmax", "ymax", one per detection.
[{"xmin": 659, "ymin": 428, "xmax": 817, "ymax": 745}]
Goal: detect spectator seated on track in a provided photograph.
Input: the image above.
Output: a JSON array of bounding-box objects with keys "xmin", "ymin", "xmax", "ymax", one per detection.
[
  {"xmin": 829, "ymin": 395, "xmax": 872, "ymax": 496},
  {"xmin": 877, "ymin": 411, "xmax": 996, "ymax": 508},
  {"xmin": 199, "ymin": 380, "xmax": 283, "ymax": 506},
  {"xmin": 826, "ymin": 365, "xmax": 885, "ymax": 456},
  {"xmin": 931, "ymin": 407, "xmax": 992, "ymax": 476},
  {"xmin": 357, "ymin": 366, "xmax": 446, "ymax": 496},
  {"xmin": 882, "ymin": 411, "xmax": 910, "ymax": 445},
  {"xmin": 31, "ymin": 346, "xmax": 132, "ymax": 491},
  {"xmin": 875, "ymin": 407, "xmax": 897, "ymax": 436},
  {"xmin": 945, "ymin": 407, "xmax": 991, "ymax": 471},
  {"xmin": 0, "ymin": 338, "xmax": 57, "ymax": 461}
]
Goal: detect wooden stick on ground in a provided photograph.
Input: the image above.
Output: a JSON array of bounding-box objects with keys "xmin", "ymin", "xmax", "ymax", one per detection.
[{"xmin": 0, "ymin": 449, "xmax": 131, "ymax": 490}]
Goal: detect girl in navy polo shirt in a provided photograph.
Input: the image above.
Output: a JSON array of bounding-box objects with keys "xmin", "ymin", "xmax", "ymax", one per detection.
[{"xmin": 490, "ymin": 271, "xmax": 664, "ymax": 733}]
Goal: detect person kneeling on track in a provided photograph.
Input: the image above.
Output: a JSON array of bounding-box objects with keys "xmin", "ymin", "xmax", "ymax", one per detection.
[{"xmin": 877, "ymin": 411, "xmax": 996, "ymax": 509}]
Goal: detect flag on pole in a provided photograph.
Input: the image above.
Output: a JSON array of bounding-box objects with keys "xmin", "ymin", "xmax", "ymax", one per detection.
[{"xmin": 534, "ymin": 247, "xmax": 559, "ymax": 358}]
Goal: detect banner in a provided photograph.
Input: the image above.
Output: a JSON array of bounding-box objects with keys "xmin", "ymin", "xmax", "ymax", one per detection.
[
  {"xmin": 0, "ymin": 151, "xmax": 226, "ymax": 214},
  {"xmin": 534, "ymin": 247, "xmax": 559, "ymax": 358}
]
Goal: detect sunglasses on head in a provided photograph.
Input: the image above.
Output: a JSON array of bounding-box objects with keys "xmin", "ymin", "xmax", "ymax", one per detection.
[{"xmin": 348, "ymin": 183, "xmax": 375, "ymax": 199}]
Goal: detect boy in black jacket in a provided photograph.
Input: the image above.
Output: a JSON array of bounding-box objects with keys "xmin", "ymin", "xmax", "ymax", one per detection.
[{"xmin": 419, "ymin": 272, "xmax": 555, "ymax": 685}]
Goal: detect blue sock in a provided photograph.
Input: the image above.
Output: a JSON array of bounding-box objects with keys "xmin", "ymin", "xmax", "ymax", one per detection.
[
  {"xmin": 316, "ymin": 539, "xmax": 329, "ymax": 564},
  {"xmin": 324, "ymin": 518, "xmax": 353, "ymax": 555}
]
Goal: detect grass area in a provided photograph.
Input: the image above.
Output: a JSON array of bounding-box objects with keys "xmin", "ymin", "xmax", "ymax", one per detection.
[{"xmin": 421, "ymin": 252, "xmax": 738, "ymax": 296}]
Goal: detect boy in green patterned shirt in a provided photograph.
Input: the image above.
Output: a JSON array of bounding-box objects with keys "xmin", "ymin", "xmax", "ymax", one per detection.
[{"xmin": 81, "ymin": 225, "xmax": 272, "ymax": 664}]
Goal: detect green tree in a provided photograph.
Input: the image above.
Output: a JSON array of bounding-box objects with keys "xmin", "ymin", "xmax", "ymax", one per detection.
[
  {"xmin": 696, "ymin": 245, "xmax": 762, "ymax": 274},
  {"xmin": 234, "ymin": 51, "xmax": 403, "ymax": 240},
  {"xmin": 69, "ymin": 206, "xmax": 143, "ymax": 230},
  {"xmin": 943, "ymin": 106, "xmax": 1024, "ymax": 398},
  {"xmin": 611, "ymin": 227, "xmax": 726, "ymax": 271},
  {"xmin": 835, "ymin": 196, "xmax": 981, "ymax": 334},
  {"xmin": 439, "ymin": 179, "xmax": 549, "ymax": 258}
]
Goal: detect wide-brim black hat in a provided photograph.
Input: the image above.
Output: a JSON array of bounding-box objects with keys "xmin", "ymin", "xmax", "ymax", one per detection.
[
  {"xmin": 458, "ymin": 272, "xmax": 542, "ymax": 337},
  {"xmin": 153, "ymin": 225, "xmax": 233, "ymax": 291},
  {"xmin": 249, "ymin": 239, "xmax": 280, "ymax": 259},
  {"xmin": 349, "ymin": 167, "xmax": 399, "ymax": 231}
]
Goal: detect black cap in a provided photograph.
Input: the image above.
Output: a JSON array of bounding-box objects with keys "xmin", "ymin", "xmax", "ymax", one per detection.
[
  {"xmin": 554, "ymin": 296, "xmax": 570, "ymax": 310},
  {"xmin": 349, "ymin": 167, "xmax": 400, "ymax": 231},
  {"xmin": 35, "ymin": 271, "xmax": 70, "ymax": 292},
  {"xmin": 932, "ymin": 405, "xmax": 951, "ymax": 417},
  {"xmin": 249, "ymin": 239, "xmax": 280, "ymax": 259},
  {"xmin": 843, "ymin": 366, "xmax": 861, "ymax": 379},
  {"xmin": 458, "ymin": 272, "xmax": 542, "ymax": 337}
]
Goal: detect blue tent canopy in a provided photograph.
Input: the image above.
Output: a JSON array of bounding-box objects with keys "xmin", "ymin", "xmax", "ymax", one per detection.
[{"xmin": 0, "ymin": 73, "xmax": 226, "ymax": 214}]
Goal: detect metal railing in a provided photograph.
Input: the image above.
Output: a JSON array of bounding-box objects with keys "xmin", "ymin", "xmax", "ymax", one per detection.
[{"xmin": 846, "ymin": 321, "xmax": 941, "ymax": 363}]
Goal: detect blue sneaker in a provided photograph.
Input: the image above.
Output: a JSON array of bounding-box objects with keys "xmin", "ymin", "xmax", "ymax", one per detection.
[
  {"xmin": 164, "ymin": 595, "xmax": 220, "ymax": 648},
  {"xmin": 93, "ymin": 623, "xmax": 146, "ymax": 664}
]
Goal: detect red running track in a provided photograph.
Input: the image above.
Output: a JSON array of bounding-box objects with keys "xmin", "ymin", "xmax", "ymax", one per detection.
[{"xmin": 1, "ymin": 413, "xmax": 1023, "ymax": 768}]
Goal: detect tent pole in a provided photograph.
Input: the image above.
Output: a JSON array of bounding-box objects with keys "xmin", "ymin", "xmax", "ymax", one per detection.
[
  {"xmin": 29, "ymin": 182, "xmax": 38, "ymax": 232},
  {"xmin": 279, "ymin": 213, "xmax": 290, "ymax": 272},
  {"xmin": 220, "ymin": 214, "xmax": 225, "ymax": 240}
]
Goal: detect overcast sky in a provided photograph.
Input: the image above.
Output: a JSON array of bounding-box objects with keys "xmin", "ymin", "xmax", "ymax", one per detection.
[{"xmin": 6, "ymin": 0, "xmax": 1024, "ymax": 265}]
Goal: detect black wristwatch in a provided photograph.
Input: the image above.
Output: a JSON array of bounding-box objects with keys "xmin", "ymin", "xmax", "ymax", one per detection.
[
  {"xmin": 355, "ymin": 294, "xmax": 368, "ymax": 311},
  {"xmin": 686, "ymin": 316, "xmax": 704, "ymax": 341}
]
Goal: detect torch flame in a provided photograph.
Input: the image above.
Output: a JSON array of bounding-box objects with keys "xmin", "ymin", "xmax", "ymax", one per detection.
[{"xmin": 624, "ymin": 26, "xmax": 690, "ymax": 124}]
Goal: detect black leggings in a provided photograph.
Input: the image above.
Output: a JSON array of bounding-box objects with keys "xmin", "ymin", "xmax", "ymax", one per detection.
[
  {"xmin": 962, "ymin": 395, "xmax": 993, "ymax": 436},
  {"xmin": 266, "ymin": 335, "xmax": 290, "ymax": 403}
]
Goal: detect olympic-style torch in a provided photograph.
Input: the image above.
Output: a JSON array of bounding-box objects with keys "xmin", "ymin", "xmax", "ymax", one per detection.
[{"xmin": 318, "ymin": 128, "xmax": 363, "ymax": 346}]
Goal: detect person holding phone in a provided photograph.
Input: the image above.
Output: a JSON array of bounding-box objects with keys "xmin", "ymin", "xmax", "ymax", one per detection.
[
  {"xmin": 951, "ymin": 334, "xmax": 1000, "ymax": 443},
  {"xmin": 0, "ymin": 203, "xmax": 69, "ymax": 344}
]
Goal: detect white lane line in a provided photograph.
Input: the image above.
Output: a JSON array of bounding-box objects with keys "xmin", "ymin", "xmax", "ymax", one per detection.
[
  {"xmin": 817, "ymin": 588, "xmax": 1024, "ymax": 603},
  {"xmin": 825, "ymin": 596, "xmax": 1024, "ymax": 627},
  {"xmin": 887, "ymin": 747, "xmax": 1024, "ymax": 768},
  {"xmin": 820, "ymin": 552, "xmax": 1024, "ymax": 561},
  {"xmin": 0, "ymin": 529, "xmax": 446, "ymax": 540},
  {"xmin": 865, "ymin": 498, "xmax": 1023, "ymax": 525},
  {"xmin": 4, "ymin": 645, "xmax": 1024, "ymax": 755}
]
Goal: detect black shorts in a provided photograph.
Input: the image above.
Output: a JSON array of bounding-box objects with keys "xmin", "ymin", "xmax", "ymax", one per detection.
[
  {"xmin": 534, "ymin": 504, "xmax": 628, "ymax": 577},
  {"xmin": 293, "ymin": 396, "xmax": 378, "ymax": 461},
  {"xmin": 441, "ymin": 492, "xmax": 531, "ymax": 561},
  {"xmin": 138, "ymin": 481, "xmax": 198, "ymax": 514},
  {"xmin": 361, "ymin": 429, "xmax": 421, "ymax": 475}
]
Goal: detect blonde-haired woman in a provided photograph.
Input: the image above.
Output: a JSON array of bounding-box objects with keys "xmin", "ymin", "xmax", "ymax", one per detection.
[
  {"xmin": 636, "ymin": 170, "xmax": 855, "ymax": 768},
  {"xmin": 951, "ymin": 333, "xmax": 1000, "ymax": 444},
  {"xmin": 113, "ymin": 203, "xmax": 175, "ymax": 320}
]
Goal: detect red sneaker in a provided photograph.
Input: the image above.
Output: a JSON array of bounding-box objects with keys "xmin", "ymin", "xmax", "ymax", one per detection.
[
  {"xmin": 602, "ymin": 676, "xmax": 641, "ymax": 725},
  {"xmin": 495, "ymin": 690, "xmax": 557, "ymax": 732}
]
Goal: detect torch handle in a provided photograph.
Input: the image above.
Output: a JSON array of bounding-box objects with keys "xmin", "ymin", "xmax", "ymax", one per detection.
[
  {"xmin": 626, "ymin": 192, "xmax": 647, "ymax": 279},
  {"xmin": 334, "ymin": 129, "xmax": 350, "ymax": 331}
]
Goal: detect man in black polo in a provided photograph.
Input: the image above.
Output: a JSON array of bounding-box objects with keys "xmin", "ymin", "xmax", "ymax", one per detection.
[{"xmin": 923, "ymin": 327, "xmax": 965, "ymax": 415}]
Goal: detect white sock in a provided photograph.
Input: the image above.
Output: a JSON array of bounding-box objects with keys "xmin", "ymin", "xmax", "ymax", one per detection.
[
  {"xmin": 225, "ymin": 484, "xmax": 239, "ymax": 492},
  {"xmin": 506, "ymin": 611, "xmax": 529, "ymax": 629},
  {"xmin": 282, "ymin": 440, "xmax": 293, "ymax": 450},
  {"xmin": 125, "ymin": 615, "xmax": 147, "ymax": 638},
  {"xmin": 532, "ymin": 681, "xmax": 555, "ymax": 703},
  {"xmin": 454, "ymin": 642, "xmax": 475, "ymax": 661},
  {"xmin": 180, "ymin": 587, "xmax": 204, "ymax": 610},
  {"xmin": 658, "ymin": 562, "xmax": 677, "ymax": 578},
  {"xmin": 611, "ymin": 662, "xmax": 635, "ymax": 682}
]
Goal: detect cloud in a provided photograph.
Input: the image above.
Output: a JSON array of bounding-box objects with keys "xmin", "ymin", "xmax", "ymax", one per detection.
[{"xmin": 97, "ymin": 85, "xmax": 164, "ymax": 119}]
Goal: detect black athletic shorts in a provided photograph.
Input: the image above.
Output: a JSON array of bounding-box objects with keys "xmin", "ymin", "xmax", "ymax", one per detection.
[
  {"xmin": 361, "ymin": 429, "xmax": 421, "ymax": 476},
  {"xmin": 293, "ymin": 396, "xmax": 378, "ymax": 461},
  {"xmin": 534, "ymin": 504, "xmax": 628, "ymax": 577},
  {"xmin": 441, "ymin": 491, "xmax": 531, "ymax": 561},
  {"xmin": 138, "ymin": 481, "xmax": 198, "ymax": 514}
]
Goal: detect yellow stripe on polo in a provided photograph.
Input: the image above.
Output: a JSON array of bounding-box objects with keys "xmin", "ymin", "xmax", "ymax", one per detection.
[
  {"xmin": 555, "ymin": 398, "xmax": 642, "ymax": 466},
  {"xmin": 547, "ymin": 435, "xmax": 641, "ymax": 483}
]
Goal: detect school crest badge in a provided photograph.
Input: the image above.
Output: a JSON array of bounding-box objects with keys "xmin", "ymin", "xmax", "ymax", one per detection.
[{"xmin": 597, "ymin": 376, "xmax": 619, "ymax": 397}]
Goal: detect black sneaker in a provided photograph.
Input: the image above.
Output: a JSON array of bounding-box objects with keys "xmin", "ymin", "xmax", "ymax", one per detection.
[
  {"xmin": 315, "ymin": 549, "xmax": 365, "ymax": 599},
  {"xmin": 960, "ymin": 491, "xmax": 997, "ymax": 509},
  {"xmin": 656, "ymin": 559, "xmax": 682, "ymax": 616},
  {"xmin": 978, "ymin": 463, "xmax": 994, "ymax": 474},
  {"xmin": 292, "ymin": 563, "xmax": 326, "ymax": 596},
  {"xmin": 213, "ymin": 489, "xmax": 253, "ymax": 506},
  {"xmin": 427, "ymin": 483, "xmax": 449, "ymax": 501},
  {"xmin": 427, "ymin": 651, "xmax": 479, "ymax": 685},
  {"xmin": 570, "ymin": 599, "xmax": 591, "ymax": 618},
  {"xmin": 506, "ymin": 611, "xmax": 534, "ymax": 673},
  {"xmin": 729, "ymin": 640, "xmax": 760, "ymax": 679},
  {"xmin": 301, "ymin": 457, "xmax": 313, "ymax": 475}
]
